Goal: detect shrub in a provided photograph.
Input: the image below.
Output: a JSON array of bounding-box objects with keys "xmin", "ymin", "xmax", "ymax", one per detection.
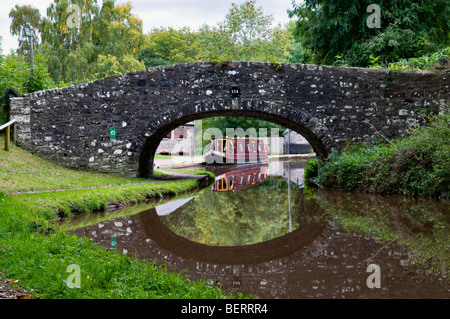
[{"xmin": 314, "ymin": 111, "xmax": 450, "ymax": 199}]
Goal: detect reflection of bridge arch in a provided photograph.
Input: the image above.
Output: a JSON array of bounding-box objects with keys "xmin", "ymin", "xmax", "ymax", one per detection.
[{"xmin": 138, "ymin": 204, "xmax": 326, "ymax": 265}]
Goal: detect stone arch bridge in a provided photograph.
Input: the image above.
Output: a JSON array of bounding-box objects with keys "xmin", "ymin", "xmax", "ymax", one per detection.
[{"xmin": 10, "ymin": 62, "xmax": 449, "ymax": 177}]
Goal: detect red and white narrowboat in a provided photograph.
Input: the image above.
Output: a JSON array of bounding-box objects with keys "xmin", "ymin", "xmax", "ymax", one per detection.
[{"xmin": 204, "ymin": 137, "xmax": 269, "ymax": 165}]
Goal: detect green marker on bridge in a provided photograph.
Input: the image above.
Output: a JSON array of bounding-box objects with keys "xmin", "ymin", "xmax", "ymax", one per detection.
[
  {"xmin": 110, "ymin": 128, "xmax": 116, "ymax": 139},
  {"xmin": 111, "ymin": 237, "xmax": 117, "ymax": 249}
]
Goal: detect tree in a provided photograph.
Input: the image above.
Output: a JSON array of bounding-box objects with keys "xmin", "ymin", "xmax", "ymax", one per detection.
[
  {"xmin": 0, "ymin": 41, "xmax": 53, "ymax": 123},
  {"xmin": 35, "ymin": 0, "xmax": 145, "ymax": 84},
  {"xmin": 199, "ymin": 0, "xmax": 294, "ymax": 62},
  {"xmin": 224, "ymin": 0, "xmax": 274, "ymax": 60},
  {"xmin": 139, "ymin": 27, "xmax": 201, "ymax": 67},
  {"xmin": 138, "ymin": 47, "xmax": 172, "ymax": 68},
  {"xmin": 288, "ymin": 0, "xmax": 450, "ymax": 67},
  {"xmin": 96, "ymin": 54, "xmax": 145, "ymax": 76},
  {"xmin": 9, "ymin": 5, "xmax": 42, "ymax": 56},
  {"xmin": 94, "ymin": 1, "xmax": 145, "ymax": 59}
]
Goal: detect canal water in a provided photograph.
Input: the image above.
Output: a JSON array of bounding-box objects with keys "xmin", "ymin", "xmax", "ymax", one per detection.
[{"xmin": 65, "ymin": 160, "xmax": 449, "ymax": 299}]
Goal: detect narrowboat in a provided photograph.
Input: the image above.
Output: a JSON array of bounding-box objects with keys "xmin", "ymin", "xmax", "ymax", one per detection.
[
  {"xmin": 211, "ymin": 165, "xmax": 269, "ymax": 192},
  {"xmin": 204, "ymin": 137, "xmax": 269, "ymax": 165}
]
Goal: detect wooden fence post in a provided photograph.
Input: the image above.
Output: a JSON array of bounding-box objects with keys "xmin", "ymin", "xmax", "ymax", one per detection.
[
  {"xmin": 5, "ymin": 125, "xmax": 10, "ymax": 151},
  {"xmin": 1, "ymin": 120, "xmax": 17, "ymax": 152}
]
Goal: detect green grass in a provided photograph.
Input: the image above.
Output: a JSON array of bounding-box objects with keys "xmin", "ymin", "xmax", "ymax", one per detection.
[
  {"xmin": 0, "ymin": 176, "xmax": 232, "ymax": 299},
  {"xmin": 0, "ymin": 135, "xmax": 230, "ymax": 299},
  {"xmin": 0, "ymin": 134, "xmax": 154, "ymax": 193},
  {"xmin": 16, "ymin": 179, "xmax": 201, "ymax": 221},
  {"xmin": 309, "ymin": 111, "xmax": 450, "ymax": 199},
  {"xmin": 0, "ymin": 194, "xmax": 230, "ymax": 299},
  {"xmin": 154, "ymin": 154, "xmax": 174, "ymax": 159},
  {"xmin": 157, "ymin": 168, "xmax": 215, "ymax": 180}
]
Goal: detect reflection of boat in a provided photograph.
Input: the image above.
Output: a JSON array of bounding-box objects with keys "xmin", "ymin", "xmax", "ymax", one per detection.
[
  {"xmin": 204, "ymin": 137, "xmax": 269, "ymax": 165},
  {"xmin": 212, "ymin": 165, "xmax": 268, "ymax": 192}
]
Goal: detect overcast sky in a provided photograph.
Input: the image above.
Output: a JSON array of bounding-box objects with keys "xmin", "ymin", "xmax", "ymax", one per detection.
[{"xmin": 1, "ymin": 0, "xmax": 297, "ymax": 54}]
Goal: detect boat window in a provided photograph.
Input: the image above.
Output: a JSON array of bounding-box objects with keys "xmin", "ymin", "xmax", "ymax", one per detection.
[
  {"xmin": 238, "ymin": 142, "xmax": 243, "ymax": 152},
  {"xmin": 218, "ymin": 178, "xmax": 227, "ymax": 190},
  {"xmin": 229, "ymin": 176, "xmax": 235, "ymax": 190},
  {"xmin": 239, "ymin": 176, "xmax": 243, "ymax": 186},
  {"xmin": 228, "ymin": 140, "xmax": 234, "ymax": 154},
  {"xmin": 247, "ymin": 175, "xmax": 251, "ymax": 184},
  {"xmin": 246, "ymin": 143, "xmax": 250, "ymax": 152}
]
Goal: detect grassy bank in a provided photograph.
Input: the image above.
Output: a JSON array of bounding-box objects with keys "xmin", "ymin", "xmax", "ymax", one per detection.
[
  {"xmin": 306, "ymin": 111, "xmax": 450, "ymax": 199},
  {"xmin": 0, "ymin": 135, "xmax": 155, "ymax": 194},
  {"xmin": 0, "ymin": 192, "xmax": 229, "ymax": 299},
  {"xmin": 0, "ymin": 137, "xmax": 230, "ymax": 299}
]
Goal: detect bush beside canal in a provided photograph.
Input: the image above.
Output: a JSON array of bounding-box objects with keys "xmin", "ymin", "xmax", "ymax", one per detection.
[{"xmin": 306, "ymin": 111, "xmax": 450, "ymax": 199}]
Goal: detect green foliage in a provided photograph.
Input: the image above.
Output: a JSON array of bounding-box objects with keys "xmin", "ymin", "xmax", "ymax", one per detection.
[
  {"xmin": 95, "ymin": 54, "xmax": 145, "ymax": 77},
  {"xmin": 161, "ymin": 177, "xmax": 320, "ymax": 246},
  {"xmin": 199, "ymin": 1, "xmax": 294, "ymax": 63},
  {"xmin": 6, "ymin": 0, "xmax": 303, "ymax": 88},
  {"xmin": 138, "ymin": 47, "xmax": 172, "ymax": 68},
  {"xmin": 289, "ymin": 0, "xmax": 450, "ymax": 67},
  {"xmin": 139, "ymin": 27, "xmax": 201, "ymax": 66},
  {"xmin": 315, "ymin": 111, "xmax": 450, "ymax": 198},
  {"xmin": 8, "ymin": 4, "xmax": 41, "ymax": 55},
  {"xmin": 377, "ymin": 47, "xmax": 450, "ymax": 71},
  {"xmin": 0, "ymin": 46, "xmax": 53, "ymax": 124},
  {"xmin": 0, "ymin": 193, "xmax": 230, "ymax": 299},
  {"xmin": 304, "ymin": 159, "xmax": 318, "ymax": 180},
  {"xmin": 33, "ymin": 0, "xmax": 146, "ymax": 85}
]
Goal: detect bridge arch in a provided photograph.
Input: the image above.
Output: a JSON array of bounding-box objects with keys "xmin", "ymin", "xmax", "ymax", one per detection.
[{"xmin": 138, "ymin": 98, "xmax": 330, "ymax": 178}]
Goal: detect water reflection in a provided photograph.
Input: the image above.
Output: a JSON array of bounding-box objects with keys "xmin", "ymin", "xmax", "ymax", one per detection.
[
  {"xmin": 140, "ymin": 205, "xmax": 326, "ymax": 265},
  {"xmin": 66, "ymin": 160, "xmax": 450, "ymax": 298},
  {"xmin": 211, "ymin": 165, "xmax": 268, "ymax": 192},
  {"xmin": 160, "ymin": 177, "xmax": 317, "ymax": 247}
]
